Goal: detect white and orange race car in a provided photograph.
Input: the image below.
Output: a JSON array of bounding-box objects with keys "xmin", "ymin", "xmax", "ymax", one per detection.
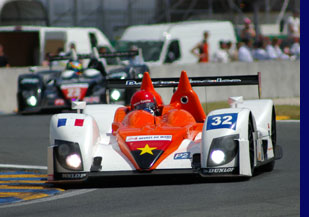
[{"xmin": 47, "ymin": 71, "xmax": 282, "ymax": 182}]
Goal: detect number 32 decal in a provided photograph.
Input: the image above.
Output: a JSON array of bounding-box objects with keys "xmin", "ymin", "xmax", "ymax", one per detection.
[{"xmin": 206, "ymin": 113, "xmax": 238, "ymax": 130}]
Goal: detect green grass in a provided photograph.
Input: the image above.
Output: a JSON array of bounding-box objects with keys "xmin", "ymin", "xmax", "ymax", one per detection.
[
  {"xmin": 273, "ymin": 105, "xmax": 300, "ymax": 120},
  {"xmin": 202, "ymin": 102, "xmax": 300, "ymax": 120}
]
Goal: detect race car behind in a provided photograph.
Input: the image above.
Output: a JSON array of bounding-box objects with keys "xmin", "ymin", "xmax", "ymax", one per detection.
[{"xmin": 17, "ymin": 49, "xmax": 148, "ymax": 114}]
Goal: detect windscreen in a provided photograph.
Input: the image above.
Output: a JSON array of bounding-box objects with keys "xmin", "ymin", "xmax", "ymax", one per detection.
[{"xmin": 116, "ymin": 41, "xmax": 164, "ymax": 62}]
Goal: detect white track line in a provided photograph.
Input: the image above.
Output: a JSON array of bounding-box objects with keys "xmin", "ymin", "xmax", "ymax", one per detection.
[
  {"xmin": 0, "ymin": 164, "xmax": 47, "ymax": 170},
  {"xmin": 277, "ymin": 120, "xmax": 300, "ymax": 123}
]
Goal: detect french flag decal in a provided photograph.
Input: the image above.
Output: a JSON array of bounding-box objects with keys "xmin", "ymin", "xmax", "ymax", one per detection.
[
  {"xmin": 57, "ymin": 119, "xmax": 67, "ymax": 127},
  {"xmin": 74, "ymin": 119, "xmax": 84, "ymax": 127}
]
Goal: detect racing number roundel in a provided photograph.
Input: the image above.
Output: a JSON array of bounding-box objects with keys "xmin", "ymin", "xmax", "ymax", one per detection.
[
  {"xmin": 60, "ymin": 84, "xmax": 89, "ymax": 100},
  {"xmin": 206, "ymin": 113, "xmax": 238, "ymax": 130}
]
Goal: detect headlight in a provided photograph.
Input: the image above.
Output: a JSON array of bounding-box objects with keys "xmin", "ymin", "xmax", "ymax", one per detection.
[
  {"xmin": 26, "ymin": 96, "xmax": 37, "ymax": 106},
  {"xmin": 210, "ymin": 150, "xmax": 225, "ymax": 165},
  {"xmin": 66, "ymin": 154, "xmax": 82, "ymax": 169},
  {"xmin": 55, "ymin": 140, "xmax": 83, "ymax": 171},
  {"xmin": 207, "ymin": 134, "xmax": 239, "ymax": 167},
  {"xmin": 137, "ymin": 73, "xmax": 143, "ymax": 79},
  {"xmin": 111, "ymin": 89, "xmax": 121, "ymax": 101}
]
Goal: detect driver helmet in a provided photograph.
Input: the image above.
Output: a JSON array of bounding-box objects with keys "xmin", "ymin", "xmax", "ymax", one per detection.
[
  {"xmin": 130, "ymin": 90, "xmax": 157, "ymax": 115},
  {"xmin": 66, "ymin": 60, "xmax": 83, "ymax": 75}
]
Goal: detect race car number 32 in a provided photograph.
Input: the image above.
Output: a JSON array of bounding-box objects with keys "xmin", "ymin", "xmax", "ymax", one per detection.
[{"xmin": 206, "ymin": 113, "xmax": 238, "ymax": 130}]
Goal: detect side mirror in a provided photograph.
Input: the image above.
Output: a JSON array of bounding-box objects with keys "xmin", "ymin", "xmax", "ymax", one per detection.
[{"xmin": 72, "ymin": 101, "xmax": 87, "ymax": 113}]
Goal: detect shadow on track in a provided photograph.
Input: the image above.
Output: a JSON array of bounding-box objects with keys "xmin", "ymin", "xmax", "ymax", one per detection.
[{"xmin": 51, "ymin": 174, "xmax": 251, "ymax": 190}]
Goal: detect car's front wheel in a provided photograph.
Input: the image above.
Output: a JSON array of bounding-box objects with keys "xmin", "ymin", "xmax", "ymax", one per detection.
[
  {"xmin": 248, "ymin": 113, "xmax": 255, "ymax": 176},
  {"xmin": 261, "ymin": 106, "xmax": 276, "ymax": 172}
]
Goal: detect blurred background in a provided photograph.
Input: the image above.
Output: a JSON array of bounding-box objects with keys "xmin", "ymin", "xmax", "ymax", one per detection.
[
  {"xmin": 0, "ymin": 0, "xmax": 300, "ymax": 42},
  {"xmin": 0, "ymin": 0, "xmax": 300, "ymax": 114}
]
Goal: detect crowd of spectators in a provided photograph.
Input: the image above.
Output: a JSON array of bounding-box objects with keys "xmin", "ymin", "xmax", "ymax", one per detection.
[
  {"xmin": 212, "ymin": 37, "xmax": 300, "ymax": 63},
  {"xmin": 212, "ymin": 12, "xmax": 300, "ymax": 63}
]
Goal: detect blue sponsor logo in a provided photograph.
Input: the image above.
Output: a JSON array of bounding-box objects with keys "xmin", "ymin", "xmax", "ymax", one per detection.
[
  {"xmin": 57, "ymin": 118, "xmax": 67, "ymax": 127},
  {"xmin": 206, "ymin": 113, "xmax": 238, "ymax": 130},
  {"xmin": 174, "ymin": 152, "xmax": 191, "ymax": 160}
]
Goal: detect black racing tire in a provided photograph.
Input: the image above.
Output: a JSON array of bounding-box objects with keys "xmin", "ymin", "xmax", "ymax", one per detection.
[
  {"xmin": 100, "ymin": 93, "xmax": 107, "ymax": 104},
  {"xmin": 17, "ymin": 93, "xmax": 24, "ymax": 114},
  {"xmin": 248, "ymin": 113, "xmax": 255, "ymax": 176},
  {"xmin": 261, "ymin": 106, "xmax": 276, "ymax": 172}
]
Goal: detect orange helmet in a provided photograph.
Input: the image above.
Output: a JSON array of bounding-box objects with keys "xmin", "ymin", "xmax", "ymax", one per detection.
[{"xmin": 130, "ymin": 90, "xmax": 157, "ymax": 113}]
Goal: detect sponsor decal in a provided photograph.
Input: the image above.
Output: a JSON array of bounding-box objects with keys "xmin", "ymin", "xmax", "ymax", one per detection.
[
  {"xmin": 203, "ymin": 167, "xmax": 235, "ymax": 174},
  {"xmin": 137, "ymin": 144, "xmax": 157, "ymax": 155},
  {"xmin": 126, "ymin": 135, "xmax": 172, "ymax": 142},
  {"xmin": 174, "ymin": 152, "xmax": 191, "ymax": 160},
  {"xmin": 126, "ymin": 80, "xmax": 141, "ymax": 86},
  {"xmin": 125, "ymin": 78, "xmax": 241, "ymax": 87},
  {"xmin": 21, "ymin": 78, "xmax": 39, "ymax": 84},
  {"xmin": 206, "ymin": 113, "xmax": 238, "ymax": 130},
  {"xmin": 133, "ymin": 99, "xmax": 152, "ymax": 107},
  {"xmin": 83, "ymin": 96, "xmax": 100, "ymax": 103},
  {"xmin": 61, "ymin": 173, "xmax": 87, "ymax": 179},
  {"xmin": 189, "ymin": 78, "xmax": 241, "ymax": 84},
  {"xmin": 126, "ymin": 80, "xmax": 178, "ymax": 86},
  {"xmin": 54, "ymin": 98, "xmax": 65, "ymax": 106},
  {"xmin": 57, "ymin": 118, "xmax": 67, "ymax": 127}
]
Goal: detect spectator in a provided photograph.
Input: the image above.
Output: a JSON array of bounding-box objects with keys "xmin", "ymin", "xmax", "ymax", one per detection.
[
  {"xmin": 290, "ymin": 37, "xmax": 300, "ymax": 60},
  {"xmin": 57, "ymin": 47, "xmax": 66, "ymax": 56},
  {"xmin": 129, "ymin": 45, "xmax": 144, "ymax": 65},
  {"xmin": 226, "ymin": 41, "xmax": 237, "ymax": 61},
  {"xmin": 287, "ymin": 10, "xmax": 300, "ymax": 39},
  {"xmin": 55, "ymin": 47, "xmax": 68, "ymax": 66},
  {"xmin": 269, "ymin": 38, "xmax": 290, "ymax": 60},
  {"xmin": 42, "ymin": 52, "xmax": 51, "ymax": 67},
  {"xmin": 265, "ymin": 37, "xmax": 278, "ymax": 60},
  {"xmin": 191, "ymin": 31, "xmax": 209, "ymax": 63},
  {"xmin": 98, "ymin": 46, "xmax": 108, "ymax": 67},
  {"xmin": 252, "ymin": 40, "xmax": 269, "ymax": 61},
  {"xmin": 66, "ymin": 42, "xmax": 78, "ymax": 60},
  {"xmin": 238, "ymin": 39, "xmax": 254, "ymax": 62},
  {"xmin": 69, "ymin": 42, "xmax": 76, "ymax": 51},
  {"xmin": 0, "ymin": 44, "xmax": 9, "ymax": 67},
  {"xmin": 212, "ymin": 41, "xmax": 229, "ymax": 63},
  {"xmin": 240, "ymin": 17, "xmax": 256, "ymax": 42},
  {"xmin": 282, "ymin": 46, "xmax": 292, "ymax": 59}
]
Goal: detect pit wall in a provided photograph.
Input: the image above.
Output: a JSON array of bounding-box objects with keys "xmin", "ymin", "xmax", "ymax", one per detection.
[{"xmin": 0, "ymin": 60, "xmax": 299, "ymax": 114}]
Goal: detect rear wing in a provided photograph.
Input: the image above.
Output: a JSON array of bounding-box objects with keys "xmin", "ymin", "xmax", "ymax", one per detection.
[{"xmin": 106, "ymin": 72, "xmax": 262, "ymax": 98}]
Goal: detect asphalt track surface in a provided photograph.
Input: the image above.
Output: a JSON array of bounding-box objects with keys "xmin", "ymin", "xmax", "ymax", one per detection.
[{"xmin": 0, "ymin": 114, "xmax": 300, "ymax": 217}]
